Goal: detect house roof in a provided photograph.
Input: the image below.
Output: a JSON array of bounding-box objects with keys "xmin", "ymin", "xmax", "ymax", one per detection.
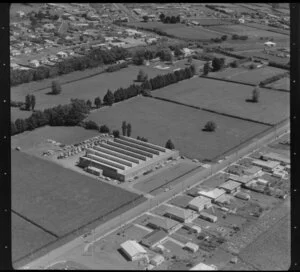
[
  {"xmin": 165, "ymin": 206, "xmax": 194, "ymax": 220},
  {"xmin": 218, "ymin": 180, "xmax": 241, "ymax": 191},
  {"xmin": 190, "ymin": 262, "xmax": 217, "ymax": 270},
  {"xmin": 147, "ymin": 216, "xmax": 178, "ymax": 231},
  {"xmin": 141, "ymin": 229, "xmax": 167, "ymax": 247},
  {"xmin": 198, "ymin": 188, "xmax": 226, "ymax": 200},
  {"xmin": 263, "ymin": 152, "xmax": 290, "ymax": 164},
  {"xmin": 229, "ymin": 175, "xmax": 253, "ymax": 184},
  {"xmin": 188, "ymin": 196, "xmax": 211, "ymax": 208},
  {"xmin": 252, "ymin": 159, "xmax": 280, "ymax": 169}
]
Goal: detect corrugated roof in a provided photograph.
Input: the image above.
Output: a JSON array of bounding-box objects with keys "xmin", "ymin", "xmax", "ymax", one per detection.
[
  {"xmin": 165, "ymin": 206, "xmax": 194, "ymax": 220},
  {"xmin": 198, "ymin": 188, "xmax": 226, "ymax": 200},
  {"xmin": 141, "ymin": 229, "xmax": 167, "ymax": 247},
  {"xmin": 147, "ymin": 216, "xmax": 178, "ymax": 231},
  {"xmin": 188, "ymin": 196, "xmax": 211, "ymax": 208},
  {"xmin": 218, "ymin": 180, "xmax": 241, "ymax": 191}
]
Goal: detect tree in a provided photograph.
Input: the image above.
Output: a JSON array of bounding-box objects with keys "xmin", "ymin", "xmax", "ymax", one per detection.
[
  {"xmin": 141, "ymin": 80, "xmax": 152, "ymax": 91},
  {"xmin": 99, "ymin": 125, "xmax": 110, "ymax": 133},
  {"xmin": 159, "ymin": 13, "xmax": 165, "ymax": 22},
  {"xmin": 230, "ymin": 60, "xmax": 239, "ymax": 68},
  {"xmin": 51, "ymin": 80, "xmax": 62, "ymax": 95},
  {"xmin": 25, "ymin": 95, "xmax": 31, "ymax": 111},
  {"xmin": 203, "ymin": 62, "xmax": 210, "ymax": 75},
  {"xmin": 187, "ymin": 56, "xmax": 193, "ymax": 64},
  {"xmin": 221, "ymin": 35, "xmax": 228, "ymax": 41},
  {"xmin": 94, "ymin": 97, "xmax": 102, "ymax": 108},
  {"xmin": 103, "ymin": 89, "xmax": 115, "ymax": 106},
  {"xmin": 83, "ymin": 120, "xmax": 99, "ymax": 130},
  {"xmin": 204, "ymin": 121, "xmax": 216, "ymax": 132},
  {"xmin": 174, "ymin": 47, "xmax": 183, "ymax": 58},
  {"xmin": 142, "ymin": 15, "xmax": 149, "ymax": 22},
  {"xmin": 86, "ymin": 99, "xmax": 92, "ymax": 109},
  {"xmin": 252, "ymin": 87, "xmax": 260, "ymax": 102},
  {"xmin": 176, "ymin": 15, "xmax": 181, "ymax": 23},
  {"xmin": 113, "ymin": 130, "xmax": 120, "ymax": 138},
  {"xmin": 137, "ymin": 69, "xmax": 147, "ymax": 82},
  {"xmin": 11, "ymin": 121, "xmax": 17, "ymax": 135},
  {"xmin": 212, "ymin": 57, "xmax": 225, "ymax": 72},
  {"xmin": 190, "ymin": 64, "xmax": 196, "ymax": 76},
  {"xmin": 126, "ymin": 123, "xmax": 132, "ymax": 137},
  {"xmin": 165, "ymin": 139, "xmax": 175, "ymax": 150},
  {"xmin": 122, "ymin": 121, "xmax": 127, "ymax": 136},
  {"xmin": 15, "ymin": 118, "xmax": 27, "ymax": 133},
  {"xmin": 170, "ymin": 16, "xmax": 177, "ymax": 24},
  {"xmin": 30, "ymin": 95, "xmax": 36, "ymax": 111}
]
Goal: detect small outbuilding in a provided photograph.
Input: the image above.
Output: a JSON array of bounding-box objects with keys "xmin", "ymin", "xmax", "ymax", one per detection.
[
  {"xmin": 184, "ymin": 242, "xmax": 199, "ymax": 253},
  {"xmin": 218, "ymin": 180, "xmax": 241, "ymax": 194},
  {"xmin": 120, "ymin": 240, "xmax": 147, "ymax": 261},
  {"xmin": 150, "ymin": 254, "xmax": 165, "ymax": 266},
  {"xmin": 188, "ymin": 196, "xmax": 212, "ymax": 212}
]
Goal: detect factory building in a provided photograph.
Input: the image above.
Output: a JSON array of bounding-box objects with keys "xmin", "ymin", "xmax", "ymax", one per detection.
[
  {"xmin": 140, "ymin": 229, "xmax": 168, "ymax": 249},
  {"xmin": 79, "ymin": 136, "xmax": 179, "ymax": 181},
  {"xmin": 198, "ymin": 188, "xmax": 226, "ymax": 202},
  {"xmin": 262, "ymin": 152, "xmax": 290, "ymax": 165}
]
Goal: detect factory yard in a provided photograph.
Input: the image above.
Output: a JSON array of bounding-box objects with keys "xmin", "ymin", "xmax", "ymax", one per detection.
[
  {"xmin": 87, "ymin": 96, "xmax": 269, "ymax": 161},
  {"xmin": 153, "ymin": 77, "xmax": 289, "ymax": 125},
  {"xmin": 133, "ymin": 160, "xmax": 199, "ymax": 194},
  {"xmin": 11, "ymin": 150, "xmax": 146, "ymax": 262},
  {"xmin": 11, "ymin": 126, "xmax": 100, "ymax": 157}
]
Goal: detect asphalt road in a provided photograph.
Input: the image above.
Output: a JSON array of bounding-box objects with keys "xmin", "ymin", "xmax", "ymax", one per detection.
[{"xmin": 20, "ymin": 120, "xmax": 289, "ymax": 269}]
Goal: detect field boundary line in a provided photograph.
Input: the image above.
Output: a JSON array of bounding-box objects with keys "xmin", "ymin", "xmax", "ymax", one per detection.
[
  {"xmin": 12, "ymin": 210, "xmax": 59, "ymax": 239},
  {"xmin": 151, "ymin": 96, "xmax": 275, "ymax": 126}
]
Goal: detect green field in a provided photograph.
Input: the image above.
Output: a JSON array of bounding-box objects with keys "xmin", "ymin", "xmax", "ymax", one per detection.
[
  {"xmin": 207, "ymin": 24, "xmax": 288, "ymax": 40},
  {"xmin": 87, "ymin": 96, "xmax": 269, "ymax": 161},
  {"xmin": 266, "ymin": 76, "xmax": 290, "ymax": 91},
  {"xmin": 10, "ymin": 65, "xmax": 170, "ymax": 110},
  {"xmin": 239, "ymin": 215, "xmax": 290, "ymax": 270},
  {"xmin": 11, "ymin": 107, "xmax": 32, "ymax": 122},
  {"xmin": 127, "ymin": 22, "xmax": 223, "ymax": 40},
  {"xmin": 153, "ymin": 77, "xmax": 289, "ymax": 125},
  {"xmin": 12, "ymin": 213, "xmax": 57, "ymax": 262},
  {"xmin": 209, "ymin": 66, "xmax": 287, "ymax": 85},
  {"xmin": 12, "ymin": 150, "xmax": 145, "ymax": 237},
  {"xmin": 241, "ymin": 50, "xmax": 290, "ymax": 65}
]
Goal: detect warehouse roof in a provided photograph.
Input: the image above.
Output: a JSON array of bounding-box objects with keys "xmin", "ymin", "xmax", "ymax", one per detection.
[
  {"xmin": 218, "ymin": 180, "xmax": 241, "ymax": 191},
  {"xmin": 198, "ymin": 188, "xmax": 226, "ymax": 200},
  {"xmin": 120, "ymin": 240, "xmax": 147, "ymax": 257}
]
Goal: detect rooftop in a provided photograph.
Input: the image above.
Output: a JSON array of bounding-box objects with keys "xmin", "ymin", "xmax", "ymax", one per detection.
[
  {"xmin": 188, "ymin": 196, "xmax": 211, "ymax": 208},
  {"xmin": 252, "ymin": 159, "xmax": 280, "ymax": 169},
  {"xmin": 165, "ymin": 206, "xmax": 194, "ymax": 220},
  {"xmin": 198, "ymin": 188, "xmax": 226, "ymax": 200},
  {"xmin": 218, "ymin": 180, "xmax": 241, "ymax": 191},
  {"xmin": 120, "ymin": 240, "xmax": 147, "ymax": 257}
]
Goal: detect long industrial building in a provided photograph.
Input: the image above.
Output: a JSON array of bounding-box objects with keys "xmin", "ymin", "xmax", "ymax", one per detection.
[{"xmin": 79, "ymin": 135, "xmax": 179, "ymax": 181}]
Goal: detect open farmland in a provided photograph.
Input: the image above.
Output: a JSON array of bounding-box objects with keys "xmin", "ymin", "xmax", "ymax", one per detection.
[
  {"xmin": 206, "ymin": 24, "xmax": 288, "ymax": 40},
  {"xmin": 209, "ymin": 66, "xmax": 288, "ymax": 85},
  {"xmin": 12, "ymin": 213, "xmax": 57, "ymax": 263},
  {"xmin": 87, "ymin": 96, "xmax": 269, "ymax": 161},
  {"xmin": 11, "ymin": 150, "xmax": 145, "ymax": 238},
  {"xmin": 239, "ymin": 215, "xmax": 290, "ymax": 270},
  {"xmin": 153, "ymin": 77, "xmax": 289, "ymax": 125},
  {"xmin": 10, "ymin": 65, "xmax": 171, "ymax": 110},
  {"xmin": 240, "ymin": 50, "xmax": 290, "ymax": 65},
  {"xmin": 266, "ymin": 76, "xmax": 290, "ymax": 91},
  {"xmin": 126, "ymin": 22, "xmax": 223, "ymax": 40}
]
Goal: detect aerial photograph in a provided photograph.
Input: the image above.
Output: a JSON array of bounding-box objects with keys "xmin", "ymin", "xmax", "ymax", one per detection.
[{"xmin": 10, "ymin": 2, "xmax": 290, "ymax": 270}]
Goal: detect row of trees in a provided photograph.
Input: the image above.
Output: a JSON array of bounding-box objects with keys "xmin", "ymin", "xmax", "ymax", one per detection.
[
  {"xmin": 11, "ymin": 99, "xmax": 90, "ymax": 135},
  {"xmin": 25, "ymin": 94, "xmax": 36, "ymax": 111},
  {"xmin": 11, "ymin": 46, "xmax": 131, "ymax": 86},
  {"xmin": 159, "ymin": 13, "xmax": 181, "ymax": 24},
  {"xmin": 232, "ymin": 34, "xmax": 248, "ymax": 40},
  {"xmin": 202, "ymin": 57, "xmax": 226, "ymax": 75},
  {"xmin": 101, "ymin": 65, "xmax": 196, "ymax": 107},
  {"xmin": 121, "ymin": 121, "xmax": 132, "ymax": 137}
]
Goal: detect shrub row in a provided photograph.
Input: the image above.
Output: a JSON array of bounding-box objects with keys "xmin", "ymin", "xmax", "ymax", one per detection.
[{"xmin": 259, "ymin": 72, "xmax": 289, "ymax": 86}]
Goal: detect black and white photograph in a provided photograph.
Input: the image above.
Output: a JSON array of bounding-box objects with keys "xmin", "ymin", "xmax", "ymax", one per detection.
[{"xmin": 7, "ymin": 2, "xmax": 293, "ymax": 270}]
